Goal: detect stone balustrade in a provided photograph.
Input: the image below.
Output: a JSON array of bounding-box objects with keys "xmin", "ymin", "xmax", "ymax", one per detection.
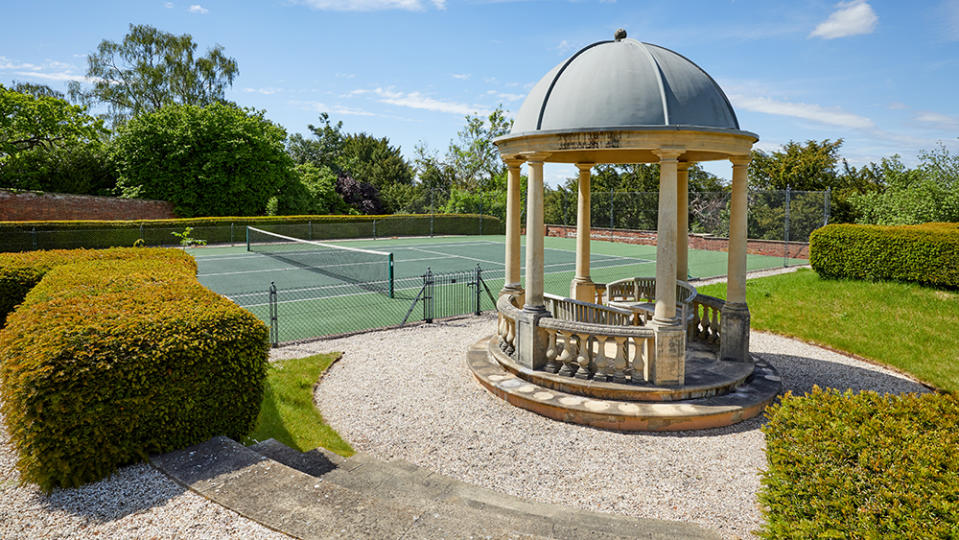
[
  {"xmin": 605, "ymin": 277, "xmax": 697, "ymax": 326},
  {"xmin": 543, "ymin": 293, "xmax": 637, "ymax": 326},
  {"xmin": 689, "ymin": 294, "xmax": 723, "ymax": 348},
  {"xmin": 538, "ymin": 316, "xmax": 656, "ymax": 383}
]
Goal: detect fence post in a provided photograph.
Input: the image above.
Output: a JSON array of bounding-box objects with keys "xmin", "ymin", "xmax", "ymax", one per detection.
[
  {"xmin": 230, "ymin": 222, "xmax": 235, "ymax": 246},
  {"xmin": 824, "ymin": 187, "xmax": 831, "ymax": 227},
  {"xmin": 269, "ymin": 282, "xmax": 278, "ymax": 348},
  {"xmin": 373, "ymin": 219, "xmax": 377, "ymax": 240},
  {"xmin": 32, "ymin": 227, "xmax": 37, "ymax": 250},
  {"xmin": 423, "ymin": 268, "xmax": 434, "ymax": 323},
  {"xmin": 430, "ymin": 191, "xmax": 435, "ymax": 238},
  {"xmin": 609, "ymin": 189, "xmax": 614, "ymax": 240},
  {"xmin": 474, "ymin": 265, "xmax": 482, "ymax": 315},
  {"xmin": 139, "ymin": 223, "xmax": 144, "ymax": 244},
  {"xmin": 784, "ymin": 186, "xmax": 791, "ymax": 267},
  {"xmin": 309, "ymin": 220, "xmax": 313, "ymax": 240}
]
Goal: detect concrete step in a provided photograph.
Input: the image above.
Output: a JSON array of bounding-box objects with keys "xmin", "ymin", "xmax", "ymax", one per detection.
[{"xmin": 152, "ymin": 436, "xmax": 721, "ymax": 539}]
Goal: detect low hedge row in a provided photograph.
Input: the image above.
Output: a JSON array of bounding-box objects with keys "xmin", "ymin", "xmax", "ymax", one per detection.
[
  {"xmin": 0, "ymin": 248, "xmax": 269, "ymax": 491},
  {"xmin": 0, "ymin": 213, "xmax": 504, "ymax": 252},
  {"xmin": 760, "ymin": 387, "xmax": 959, "ymax": 538},
  {"xmin": 809, "ymin": 223, "xmax": 959, "ymax": 288}
]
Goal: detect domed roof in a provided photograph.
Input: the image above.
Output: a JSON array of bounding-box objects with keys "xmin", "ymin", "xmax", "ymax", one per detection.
[{"xmin": 510, "ymin": 31, "xmax": 740, "ymax": 136}]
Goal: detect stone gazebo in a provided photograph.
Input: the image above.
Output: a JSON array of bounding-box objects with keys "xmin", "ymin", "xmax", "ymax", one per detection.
[{"xmin": 467, "ymin": 30, "xmax": 781, "ymax": 431}]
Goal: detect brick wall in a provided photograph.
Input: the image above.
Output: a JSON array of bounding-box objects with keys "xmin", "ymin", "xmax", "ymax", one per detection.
[
  {"xmin": 0, "ymin": 189, "xmax": 176, "ymax": 221},
  {"xmin": 538, "ymin": 224, "xmax": 809, "ymax": 259}
]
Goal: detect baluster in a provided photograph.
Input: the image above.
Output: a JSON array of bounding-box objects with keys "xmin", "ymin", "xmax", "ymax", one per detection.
[
  {"xmin": 575, "ymin": 333, "xmax": 592, "ymax": 380},
  {"xmin": 612, "ymin": 336, "xmax": 628, "ymax": 383},
  {"xmin": 632, "ymin": 336, "xmax": 651, "ymax": 383},
  {"xmin": 710, "ymin": 307, "xmax": 720, "ymax": 344},
  {"xmin": 497, "ymin": 313, "xmax": 507, "ymax": 349},
  {"xmin": 557, "ymin": 331, "xmax": 579, "ymax": 377},
  {"xmin": 544, "ymin": 329, "xmax": 561, "ymax": 373},
  {"xmin": 504, "ymin": 318, "xmax": 516, "ymax": 355},
  {"xmin": 593, "ymin": 335, "xmax": 610, "ymax": 382}
]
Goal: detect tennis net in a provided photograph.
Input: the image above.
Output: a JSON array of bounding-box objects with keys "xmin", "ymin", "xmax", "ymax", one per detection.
[{"xmin": 246, "ymin": 226, "xmax": 394, "ymax": 297}]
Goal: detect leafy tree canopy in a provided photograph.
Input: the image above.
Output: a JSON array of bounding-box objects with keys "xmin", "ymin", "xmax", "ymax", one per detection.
[
  {"xmin": 748, "ymin": 139, "xmax": 844, "ymax": 191},
  {"xmin": 445, "ymin": 107, "xmax": 512, "ymax": 191},
  {"xmin": 112, "ymin": 102, "xmax": 293, "ymax": 217},
  {"xmin": 70, "ymin": 24, "xmax": 238, "ymax": 125},
  {"xmin": 0, "ymin": 84, "xmax": 105, "ymax": 157}
]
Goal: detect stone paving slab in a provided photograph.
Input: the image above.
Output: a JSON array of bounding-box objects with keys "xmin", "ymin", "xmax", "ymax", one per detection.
[{"xmin": 151, "ymin": 436, "xmax": 721, "ymax": 540}]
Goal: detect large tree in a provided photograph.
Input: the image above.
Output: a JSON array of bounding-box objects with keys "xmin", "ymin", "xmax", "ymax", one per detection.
[
  {"xmin": 446, "ymin": 107, "xmax": 512, "ymax": 191},
  {"xmin": 70, "ymin": 24, "xmax": 238, "ymax": 125},
  {"xmin": 0, "ymin": 84, "xmax": 112, "ymax": 193},
  {"xmin": 112, "ymin": 102, "xmax": 294, "ymax": 217}
]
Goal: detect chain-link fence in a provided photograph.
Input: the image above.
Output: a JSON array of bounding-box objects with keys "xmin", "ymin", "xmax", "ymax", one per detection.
[
  {"xmin": 0, "ymin": 214, "xmax": 502, "ymax": 252},
  {"xmin": 545, "ymin": 188, "xmax": 830, "ymax": 265}
]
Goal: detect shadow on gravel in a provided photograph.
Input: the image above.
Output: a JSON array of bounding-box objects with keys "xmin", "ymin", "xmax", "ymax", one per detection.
[{"xmin": 639, "ymin": 350, "xmax": 930, "ymax": 440}]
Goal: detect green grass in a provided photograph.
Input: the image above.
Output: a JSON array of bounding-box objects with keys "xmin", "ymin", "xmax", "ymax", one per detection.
[
  {"xmin": 699, "ymin": 268, "xmax": 959, "ymax": 392},
  {"xmin": 244, "ymin": 353, "xmax": 354, "ymax": 456}
]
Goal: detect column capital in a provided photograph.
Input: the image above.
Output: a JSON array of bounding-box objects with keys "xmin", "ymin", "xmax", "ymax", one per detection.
[
  {"xmin": 677, "ymin": 160, "xmax": 691, "ymax": 172},
  {"xmin": 503, "ymin": 157, "xmax": 525, "ymax": 169},
  {"xmin": 729, "ymin": 154, "xmax": 751, "ymax": 167},
  {"xmin": 575, "ymin": 162, "xmax": 595, "ymax": 172},
  {"xmin": 653, "ymin": 147, "xmax": 685, "ymax": 161},
  {"xmin": 521, "ymin": 152, "xmax": 552, "ymax": 163}
]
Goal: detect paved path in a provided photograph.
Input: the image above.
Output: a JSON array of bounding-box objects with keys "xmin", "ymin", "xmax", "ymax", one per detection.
[{"xmin": 151, "ymin": 436, "xmax": 721, "ymax": 540}]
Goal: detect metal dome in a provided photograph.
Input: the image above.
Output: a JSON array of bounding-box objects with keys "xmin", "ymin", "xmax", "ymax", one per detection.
[{"xmin": 510, "ymin": 32, "xmax": 741, "ymax": 136}]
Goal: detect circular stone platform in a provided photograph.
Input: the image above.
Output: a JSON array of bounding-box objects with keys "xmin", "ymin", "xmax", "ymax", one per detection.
[{"xmin": 469, "ymin": 337, "xmax": 782, "ymax": 432}]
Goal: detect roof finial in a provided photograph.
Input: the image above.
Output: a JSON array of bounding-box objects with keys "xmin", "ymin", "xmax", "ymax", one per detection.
[{"xmin": 614, "ymin": 28, "xmax": 627, "ymax": 41}]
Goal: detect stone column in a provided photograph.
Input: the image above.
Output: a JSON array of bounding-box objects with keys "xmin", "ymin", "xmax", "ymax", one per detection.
[
  {"xmin": 721, "ymin": 155, "xmax": 751, "ymax": 362},
  {"xmin": 570, "ymin": 163, "xmax": 595, "ymax": 302},
  {"xmin": 515, "ymin": 153, "xmax": 550, "ymax": 370},
  {"xmin": 676, "ymin": 162, "xmax": 690, "ymax": 282},
  {"xmin": 650, "ymin": 148, "xmax": 685, "ymax": 386},
  {"xmin": 501, "ymin": 159, "xmax": 525, "ymax": 301}
]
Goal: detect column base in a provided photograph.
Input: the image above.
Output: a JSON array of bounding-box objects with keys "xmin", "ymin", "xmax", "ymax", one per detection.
[
  {"xmin": 649, "ymin": 320, "xmax": 686, "ymax": 386},
  {"xmin": 720, "ymin": 302, "xmax": 750, "ymax": 362},
  {"xmin": 569, "ymin": 277, "xmax": 596, "ymax": 303},
  {"xmin": 515, "ymin": 307, "xmax": 549, "ymax": 371}
]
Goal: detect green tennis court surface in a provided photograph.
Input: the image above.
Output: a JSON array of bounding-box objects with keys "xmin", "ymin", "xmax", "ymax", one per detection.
[{"xmin": 190, "ymin": 234, "xmax": 805, "ymax": 343}]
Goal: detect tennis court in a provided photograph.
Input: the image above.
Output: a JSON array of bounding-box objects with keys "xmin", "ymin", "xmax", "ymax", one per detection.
[{"xmin": 189, "ymin": 230, "xmax": 804, "ymax": 344}]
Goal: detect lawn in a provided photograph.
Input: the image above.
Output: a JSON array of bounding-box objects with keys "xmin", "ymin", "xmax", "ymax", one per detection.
[
  {"xmin": 244, "ymin": 353, "xmax": 353, "ymax": 456},
  {"xmin": 698, "ymin": 268, "xmax": 959, "ymax": 392}
]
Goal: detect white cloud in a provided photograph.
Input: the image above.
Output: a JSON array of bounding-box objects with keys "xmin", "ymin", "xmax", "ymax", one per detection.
[
  {"xmin": 916, "ymin": 111, "xmax": 959, "ymax": 129},
  {"xmin": 164, "ymin": 2, "xmax": 174, "ymax": 8},
  {"xmin": 335, "ymin": 72, "xmax": 356, "ymax": 79},
  {"xmin": 188, "ymin": 4, "xmax": 209, "ymax": 14},
  {"xmin": 887, "ymin": 101, "xmax": 908, "ymax": 110},
  {"xmin": 486, "ymin": 89, "xmax": 524, "ymax": 102},
  {"xmin": 941, "ymin": 0, "xmax": 959, "ymax": 41},
  {"xmin": 369, "ymin": 87, "xmax": 488, "ymax": 115},
  {"xmin": 729, "ymin": 94, "xmax": 874, "ymax": 129},
  {"xmin": 291, "ymin": 100, "xmax": 377, "ymax": 116},
  {"xmin": 452, "ymin": 73, "xmax": 471, "ymax": 80},
  {"xmin": 243, "ymin": 87, "xmax": 281, "ymax": 95},
  {"xmin": 13, "ymin": 70, "xmax": 96, "ymax": 83},
  {"xmin": 810, "ymin": 0, "xmax": 878, "ymax": 39},
  {"xmin": 293, "ymin": 0, "xmax": 440, "ymax": 11}
]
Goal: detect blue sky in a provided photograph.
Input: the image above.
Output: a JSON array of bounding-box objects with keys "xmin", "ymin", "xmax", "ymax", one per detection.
[{"xmin": 3, "ymin": 0, "xmax": 959, "ymax": 185}]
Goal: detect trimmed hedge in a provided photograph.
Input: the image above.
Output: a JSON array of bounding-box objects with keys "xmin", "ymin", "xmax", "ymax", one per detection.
[
  {"xmin": 760, "ymin": 387, "xmax": 959, "ymax": 538},
  {"xmin": 0, "ymin": 213, "xmax": 504, "ymax": 252},
  {"xmin": 810, "ymin": 223, "xmax": 959, "ymax": 288},
  {"xmin": 0, "ymin": 248, "xmax": 269, "ymax": 491}
]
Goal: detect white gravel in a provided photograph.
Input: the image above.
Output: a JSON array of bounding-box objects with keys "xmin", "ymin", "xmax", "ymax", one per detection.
[
  {"xmin": 287, "ymin": 314, "xmax": 929, "ymax": 540},
  {"xmin": 0, "ymin": 418, "xmax": 291, "ymax": 539},
  {"xmin": 0, "ymin": 303, "xmax": 928, "ymax": 539}
]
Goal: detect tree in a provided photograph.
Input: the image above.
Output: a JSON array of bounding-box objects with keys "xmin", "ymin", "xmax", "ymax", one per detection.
[
  {"xmin": 0, "ymin": 84, "xmax": 111, "ymax": 193},
  {"xmin": 112, "ymin": 102, "xmax": 294, "ymax": 217},
  {"xmin": 446, "ymin": 106, "xmax": 512, "ymax": 190},
  {"xmin": 287, "ymin": 113, "xmax": 345, "ymax": 169},
  {"xmin": 10, "ymin": 81, "xmax": 65, "ymax": 99},
  {"xmin": 70, "ymin": 24, "xmax": 238, "ymax": 125},
  {"xmin": 850, "ymin": 147, "xmax": 959, "ymax": 225},
  {"xmin": 748, "ymin": 139, "xmax": 844, "ymax": 191},
  {"xmin": 340, "ymin": 133, "xmax": 413, "ymax": 191}
]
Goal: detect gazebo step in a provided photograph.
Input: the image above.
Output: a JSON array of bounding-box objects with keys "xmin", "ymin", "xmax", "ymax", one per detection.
[
  {"xmin": 469, "ymin": 337, "xmax": 781, "ymax": 432},
  {"xmin": 488, "ymin": 334, "xmax": 755, "ymax": 402}
]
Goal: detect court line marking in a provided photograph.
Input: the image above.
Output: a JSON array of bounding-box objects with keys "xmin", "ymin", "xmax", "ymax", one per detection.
[
  {"xmin": 192, "ymin": 239, "xmax": 504, "ymax": 261},
  {"xmin": 198, "ymin": 255, "xmax": 450, "ymax": 277},
  {"xmin": 407, "ymin": 247, "xmax": 504, "ymax": 267}
]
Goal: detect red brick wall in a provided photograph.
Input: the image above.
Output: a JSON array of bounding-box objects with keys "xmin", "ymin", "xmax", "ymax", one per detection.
[
  {"xmin": 0, "ymin": 190, "xmax": 176, "ymax": 221},
  {"xmin": 538, "ymin": 224, "xmax": 809, "ymax": 259}
]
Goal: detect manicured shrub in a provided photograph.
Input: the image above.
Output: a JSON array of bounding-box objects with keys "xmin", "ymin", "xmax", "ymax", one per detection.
[
  {"xmin": 0, "ymin": 248, "xmax": 268, "ymax": 492},
  {"xmin": 809, "ymin": 223, "xmax": 959, "ymax": 288},
  {"xmin": 760, "ymin": 387, "xmax": 959, "ymax": 538},
  {"xmin": 0, "ymin": 214, "xmax": 504, "ymax": 252}
]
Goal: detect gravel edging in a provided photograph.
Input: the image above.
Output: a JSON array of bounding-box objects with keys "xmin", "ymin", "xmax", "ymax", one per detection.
[{"xmin": 301, "ymin": 314, "xmax": 928, "ymax": 540}]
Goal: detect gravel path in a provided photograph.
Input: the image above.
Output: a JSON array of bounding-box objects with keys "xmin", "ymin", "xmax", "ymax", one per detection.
[
  {"xmin": 288, "ymin": 314, "xmax": 930, "ymax": 540},
  {"xmin": 0, "ymin": 419, "xmax": 291, "ymax": 538}
]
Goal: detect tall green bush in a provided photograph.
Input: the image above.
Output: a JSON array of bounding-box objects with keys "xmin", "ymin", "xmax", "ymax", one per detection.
[{"xmin": 112, "ymin": 102, "xmax": 296, "ymax": 217}]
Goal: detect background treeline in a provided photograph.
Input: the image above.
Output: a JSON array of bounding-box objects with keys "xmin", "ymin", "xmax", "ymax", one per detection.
[{"xmin": 2, "ymin": 24, "xmax": 957, "ymax": 228}]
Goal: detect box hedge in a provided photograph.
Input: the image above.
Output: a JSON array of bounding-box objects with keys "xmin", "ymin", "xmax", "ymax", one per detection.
[
  {"xmin": 760, "ymin": 387, "xmax": 959, "ymax": 538},
  {"xmin": 0, "ymin": 248, "xmax": 269, "ymax": 491},
  {"xmin": 809, "ymin": 222, "xmax": 959, "ymax": 288},
  {"xmin": 0, "ymin": 213, "xmax": 504, "ymax": 252}
]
